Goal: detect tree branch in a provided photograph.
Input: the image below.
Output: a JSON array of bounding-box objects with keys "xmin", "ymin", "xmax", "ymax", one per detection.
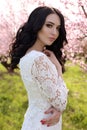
[{"xmin": 81, "ymin": 5, "xmax": 87, "ymax": 18}]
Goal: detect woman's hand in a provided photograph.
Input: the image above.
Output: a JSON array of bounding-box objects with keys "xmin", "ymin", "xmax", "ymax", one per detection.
[
  {"xmin": 43, "ymin": 49, "xmax": 62, "ymax": 77},
  {"xmin": 40, "ymin": 107, "xmax": 62, "ymax": 127}
]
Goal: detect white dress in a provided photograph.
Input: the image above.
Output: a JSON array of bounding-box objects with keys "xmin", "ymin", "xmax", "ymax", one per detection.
[{"xmin": 19, "ymin": 50, "xmax": 68, "ymax": 130}]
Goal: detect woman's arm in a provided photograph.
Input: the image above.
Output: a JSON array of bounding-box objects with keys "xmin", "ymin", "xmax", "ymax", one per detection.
[
  {"xmin": 42, "ymin": 49, "xmax": 63, "ymax": 126},
  {"xmin": 31, "ymin": 53, "xmax": 68, "ymax": 112},
  {"xmin": 31, "ymin": 53, "xmax": 68, "ymax": 126}
]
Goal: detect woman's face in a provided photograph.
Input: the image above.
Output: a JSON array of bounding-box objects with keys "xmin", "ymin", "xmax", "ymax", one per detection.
[{"xmin": 37, "ymin": 13, "xmax": 61, "ymax": 47}]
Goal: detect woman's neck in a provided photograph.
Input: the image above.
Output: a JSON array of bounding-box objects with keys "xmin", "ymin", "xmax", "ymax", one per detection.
[
  {"xmin": 30, "ymin": 40, "xmax": 45, "ymax": 52},
  {"xmin": 26, "ymin": 41, "xmax": 45, "ymax": 54}
]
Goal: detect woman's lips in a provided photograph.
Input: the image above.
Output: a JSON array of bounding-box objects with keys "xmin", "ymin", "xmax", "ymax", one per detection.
[{"xmin": 49, "ymin": 37, "xmax": 56, "ymax": 42}]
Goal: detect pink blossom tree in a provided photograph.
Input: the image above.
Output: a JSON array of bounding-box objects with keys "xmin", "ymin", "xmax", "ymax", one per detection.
[{"xmin": 0, "ymin": 0, "xmax": 87, "ymax": 71}]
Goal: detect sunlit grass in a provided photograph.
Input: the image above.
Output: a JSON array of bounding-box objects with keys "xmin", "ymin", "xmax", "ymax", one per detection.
[
  {"xmin": 63, "ymin": 61, "xmax": 87, "ymax": 130},
  {"xmin": 0, "ymin": 64, "xmax": 27, "ymax": 130},
  {"xmin": 0, "ymin": 61, "xmax": 87, "ymax": 130}
]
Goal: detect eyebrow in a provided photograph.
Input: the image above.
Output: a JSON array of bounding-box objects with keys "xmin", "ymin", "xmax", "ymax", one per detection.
[{"xmin": 45, "ymin": 21, "xmax": 61, "ymax": 26}]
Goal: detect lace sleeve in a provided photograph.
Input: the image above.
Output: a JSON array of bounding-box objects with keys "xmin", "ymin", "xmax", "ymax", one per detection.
[{"xmin": 31, "ymin": 54, "xmax": 68, "ymax": 112}]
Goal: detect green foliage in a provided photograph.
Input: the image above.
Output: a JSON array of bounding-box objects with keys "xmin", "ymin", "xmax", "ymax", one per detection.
[{"xmin": 0, "ymin": 62, "xmax": 87, "ymax": 130}]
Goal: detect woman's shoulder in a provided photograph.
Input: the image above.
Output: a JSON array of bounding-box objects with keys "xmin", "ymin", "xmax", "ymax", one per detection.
[
  {"xmin": 25, "ymin": 50, "xmax": 45, "ymax": 59},
  {"xmin": 19, "ymin": 50, "xmax": 46, "ymax": 64}
]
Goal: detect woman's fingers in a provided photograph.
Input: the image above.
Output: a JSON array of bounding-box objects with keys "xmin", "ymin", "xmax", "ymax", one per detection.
[
  {"xmin": 43, "ymin": 49, "xmax": 52, "ymax": 56},
  {"xmin": 41, "ymin": 116, "xmax": 59, "ymax": 126},
  {"xmin": 44, "ymin": 107, "xmax": 54, "ymax": 114},
  {"xmin": 40, "ymin": 107, "xmax": 61, "ymax": 127}
]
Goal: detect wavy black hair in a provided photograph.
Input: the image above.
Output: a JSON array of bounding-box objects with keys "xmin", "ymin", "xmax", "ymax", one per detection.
[{"xmin": 9, "ymin": 6, "xmax": 68, "ymax": 71}]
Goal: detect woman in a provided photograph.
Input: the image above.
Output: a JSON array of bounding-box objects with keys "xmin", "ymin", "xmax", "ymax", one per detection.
[{"xmin": 10, "ymin": 6, "xmax": 68, "ymax": 130}]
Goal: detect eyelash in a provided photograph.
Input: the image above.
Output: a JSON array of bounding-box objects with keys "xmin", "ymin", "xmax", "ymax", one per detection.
[
  {"xmin": 46, "ymin": 24, "xmax": 60, "ymax": 31},
  {"xmin": 57, "ymin": 26, "xmax": 60, "ymax": 31},
  {"xmin": 46, "ymin": 24, "xmax": 53, "ymax": 28}
]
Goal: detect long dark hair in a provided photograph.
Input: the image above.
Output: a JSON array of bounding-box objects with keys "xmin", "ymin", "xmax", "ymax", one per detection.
[{"xmin": 9, "ymin": 6, "xmax": 68, "ymax": 71}]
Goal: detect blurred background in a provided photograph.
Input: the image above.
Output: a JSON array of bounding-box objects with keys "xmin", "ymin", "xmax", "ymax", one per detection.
[{"xmin": 0, "ymin": 0, "xmax": 87, "ymax": 130}]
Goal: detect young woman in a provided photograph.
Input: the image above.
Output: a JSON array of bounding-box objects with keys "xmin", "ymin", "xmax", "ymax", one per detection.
[{"xmin": 10, "ymin": 6, "xmax": 68, "ymax": 130}]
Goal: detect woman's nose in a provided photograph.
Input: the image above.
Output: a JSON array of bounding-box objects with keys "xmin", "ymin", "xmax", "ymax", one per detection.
[{"xmin": 52, "ymin": 28, "xmax": 58, "ymax": 36}]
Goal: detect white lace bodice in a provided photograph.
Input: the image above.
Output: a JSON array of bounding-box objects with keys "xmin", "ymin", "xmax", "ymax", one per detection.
[{"xmin": 19, "ymin": 50, "xmax": 68, "ymax": 130}]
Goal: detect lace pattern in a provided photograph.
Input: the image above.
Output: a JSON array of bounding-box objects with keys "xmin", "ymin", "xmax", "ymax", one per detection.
[{"xmin": 31, "ymin": 54, "xmax": 68, "ymax": 112}]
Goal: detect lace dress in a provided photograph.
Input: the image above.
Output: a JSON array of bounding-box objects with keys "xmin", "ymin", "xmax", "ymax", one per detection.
[{"xmin": 19, "ymin": 50, "xmax": 68, "ymax": 130}]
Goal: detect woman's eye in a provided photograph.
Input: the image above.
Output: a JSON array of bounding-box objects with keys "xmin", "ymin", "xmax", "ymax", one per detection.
[
  {"xmin": 46, "ymin": 24, "xmax": 53, "ymax": 28},
  {"xmin": 56, "ymin": 26, "xmax": 60, "ymax": 31}
]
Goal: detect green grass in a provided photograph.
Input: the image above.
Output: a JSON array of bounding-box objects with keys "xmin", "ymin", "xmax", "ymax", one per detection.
[
  {"xmin": 63, "ymin": 62, "xmax": 87, "ymax": 130},
  {"xmin": 0, "ymin": 61, "xmax": 87, "ymax": 130},
  {"xmin": 0, "ymin": 65, "xmax": 27, "ymax": 130}
]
